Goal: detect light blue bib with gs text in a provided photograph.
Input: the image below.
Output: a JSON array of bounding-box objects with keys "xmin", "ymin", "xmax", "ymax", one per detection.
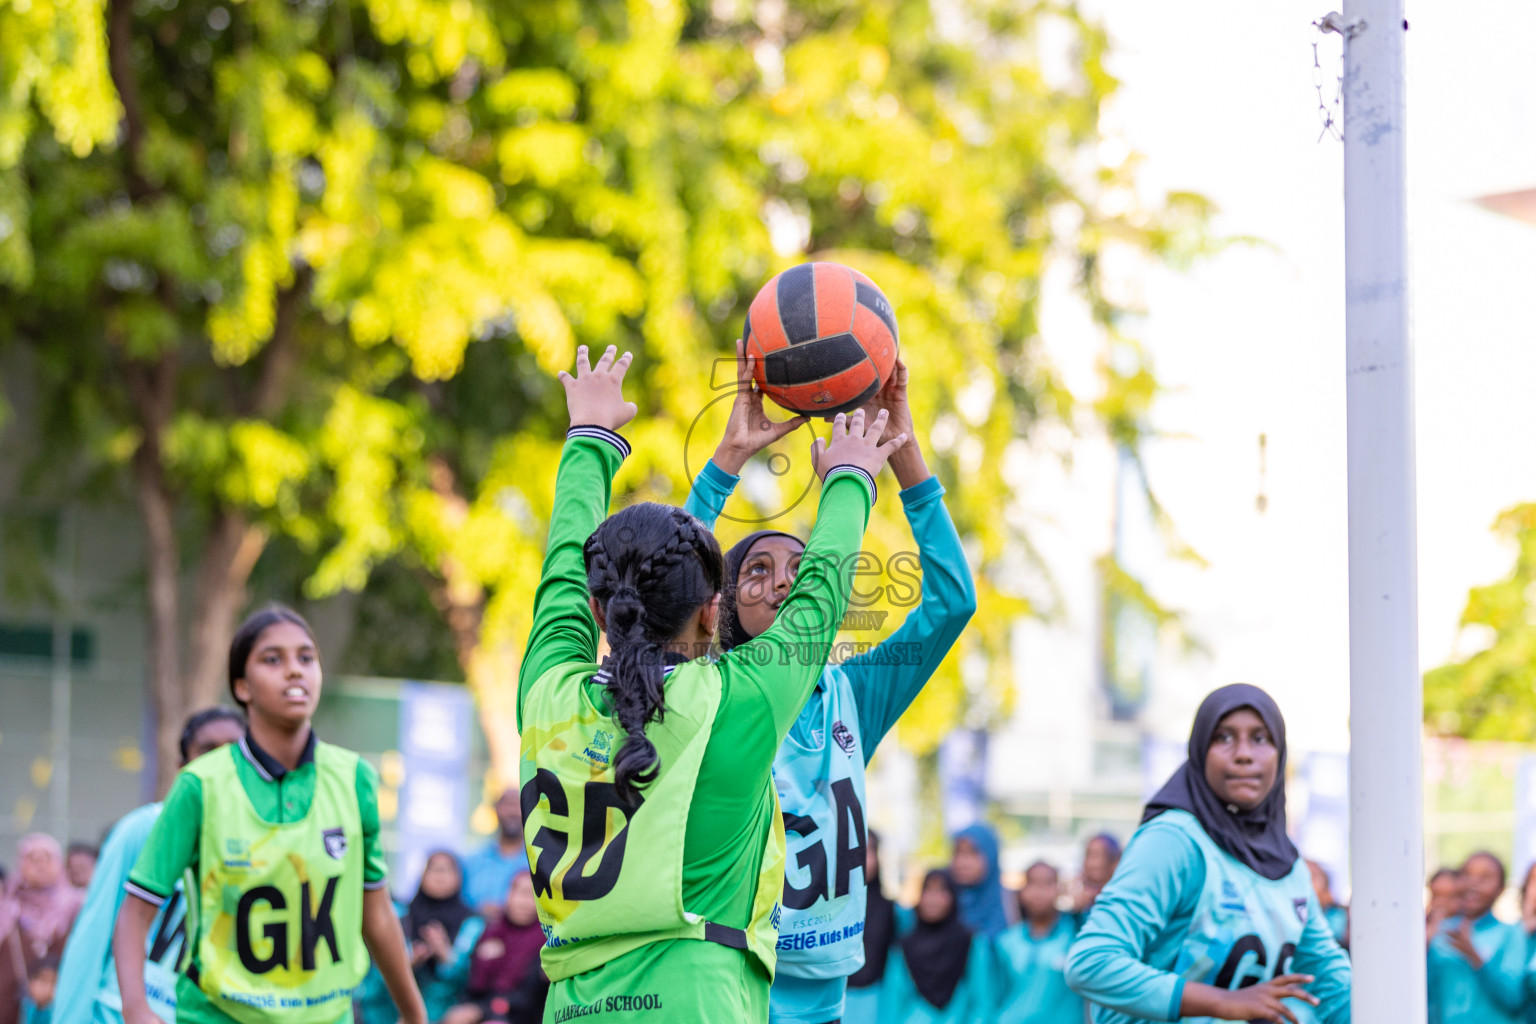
[
  {"xmin": 1158, "ymin": 809, "xmax": 1320, "ymax": 1024},
  {"xmin": 772, "ymin": 665, "xmax": 870, "ymax": 979}
]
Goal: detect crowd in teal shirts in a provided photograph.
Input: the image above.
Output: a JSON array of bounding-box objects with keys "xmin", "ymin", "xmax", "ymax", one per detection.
[
  {"xmin": 1425, "ymin": 853, "xmax": 1536, "ymax": 1024},
  {"xmin": 846, "ymin": 826, "xmax": 1111, "ymax": 1024}
]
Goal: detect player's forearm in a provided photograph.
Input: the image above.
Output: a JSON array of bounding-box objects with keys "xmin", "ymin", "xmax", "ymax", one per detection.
[
  {"xmin": 113, "ymin": 895, "xmax": 158, "ymax": 1017},
  {"xmin": 362, "ymin": 889, "xmax": 426, "ymax": 1024},
  {"xmin": 886, "ymin": 437, "xmax": 928, "ymax": 490}
]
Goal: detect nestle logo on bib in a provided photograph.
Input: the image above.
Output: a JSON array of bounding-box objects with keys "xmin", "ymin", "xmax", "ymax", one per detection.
[
  {"xmin": 832, "ymin": 721, "xmax": 856, "ymax": 754},
  {"xmin": 322, "ymin": 827, "xmax": 347, "ymax": 860}
]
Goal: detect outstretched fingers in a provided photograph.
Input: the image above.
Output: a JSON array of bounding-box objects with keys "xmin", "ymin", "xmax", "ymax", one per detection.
[{"xmin": 575, "ymin": 344, "xmax": 593, "ymax": 376}]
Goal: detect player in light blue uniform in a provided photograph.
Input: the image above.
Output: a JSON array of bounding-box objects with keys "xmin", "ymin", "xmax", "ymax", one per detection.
[
  {"xmin": 1428, "ymin": 851, "xmax": 1525, "ymax": 1024},
  {"xmin": 51, "ymin": 709, "xmax": 245, "ymax": 1024},
  {"xmin": 1065, "ymin": 684, "xmax": 1350, "ymax": 1023},
  {"xmin": 684, "ymin": 348, "xmax": 976, "ymax": 1024},
  {"xmin": 994, "ymin": 862, "xmax": 1083, "ymax": 1024}
]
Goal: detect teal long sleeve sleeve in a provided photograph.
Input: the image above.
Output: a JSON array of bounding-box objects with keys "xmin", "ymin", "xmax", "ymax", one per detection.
[
  {"xmin": 1292, "ymin": 891, "xmax": 1352, "ymax": 1024},
  {"xmin": 54, "ymin": 805, "xmax": 165, "ymax": 1024},
  {"xmin": 1429, "ymin": 915, "xmax": 1527, "ymax": 1024},
  {"xmin": 682, "ymin": 460, "xmax": 976, "ymax": 756},
  {"xmin": 1064, "ymin": 821, "xmax": 1201, "ymax": 1021},
  {"xmin": 840, "ymin": 474, "xmax": 975, "ymax": 753}
]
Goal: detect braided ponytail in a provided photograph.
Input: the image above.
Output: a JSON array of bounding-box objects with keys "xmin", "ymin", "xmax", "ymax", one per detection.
[{"xmin": 583, "ymin": 503, "xmax": 724, "ymax": 803}]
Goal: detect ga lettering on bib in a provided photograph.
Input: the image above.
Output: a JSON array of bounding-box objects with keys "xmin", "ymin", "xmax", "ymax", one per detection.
[
  {"xmin": 772, "ymin": 665, "xmax": 870, "ymax": 979},
  {"xmin": 184, "ymin": 744, "xmax": 369, "ymax": 1024}
]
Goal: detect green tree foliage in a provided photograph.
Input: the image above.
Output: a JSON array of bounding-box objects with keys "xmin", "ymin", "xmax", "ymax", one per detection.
[
  {"xmin": 1425, "ymin": 504, "xmax": 1536, "ymax": 741},
  {"xmin": 2, "ymin": 0, "xmax": 1204, "ymax": 796}
]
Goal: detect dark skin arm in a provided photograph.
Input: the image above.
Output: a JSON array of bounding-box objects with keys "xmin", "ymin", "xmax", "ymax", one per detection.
[
  {"xmin": 362, "ymin": 887, "xmax": 427, "ymax": 1024},
  {"xmin": 1180, "ymin": 976, "xmax": 1319, "ymax": 1024},
  {"xmin": 113, "ymin": 895, "xmax": 161, "ymax": 1024}
]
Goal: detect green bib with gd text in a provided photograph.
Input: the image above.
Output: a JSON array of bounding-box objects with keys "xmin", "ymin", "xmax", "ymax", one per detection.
[
  {"xmin": 184, "ymin": 743, "xmax": 369, "ymax": 1024},
  {"xmin": 520, "ymin": 659, "xmax": 786, "ymax": 982}
]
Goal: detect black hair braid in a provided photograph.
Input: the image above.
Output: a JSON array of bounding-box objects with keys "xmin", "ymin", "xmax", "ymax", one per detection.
[{"xmin": 583, "ymin": 504, "xmax": 724, "ymax": 804}]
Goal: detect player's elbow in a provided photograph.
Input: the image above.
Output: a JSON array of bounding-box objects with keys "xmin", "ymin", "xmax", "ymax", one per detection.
[{"xmin": 1063, "ymin": 942, "xmax": 1097, "ymax": 997}]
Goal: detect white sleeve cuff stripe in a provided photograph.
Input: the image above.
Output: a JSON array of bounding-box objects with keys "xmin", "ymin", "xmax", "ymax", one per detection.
[
  {"xmin": 124, "ymin": 881, "xmax": 167, "ymax": 906},
  {"xmin": 566, "ymin": 426, "xmax": 631, "ymax": 458},
  {"xmin": 825, "ymin": 465, "xmax": 877, "ymax": 505},
  {"xmin": 363, "ymin": 879, "xmax": 388, "ymax": 891}
]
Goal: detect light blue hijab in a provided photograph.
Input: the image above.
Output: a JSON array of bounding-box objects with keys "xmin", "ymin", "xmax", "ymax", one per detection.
[{"xmin": 951, "ymin": 823, "xmax": 1009, "ymax": 937}]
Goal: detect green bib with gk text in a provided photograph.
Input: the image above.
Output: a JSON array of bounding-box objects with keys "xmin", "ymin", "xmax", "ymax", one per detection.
[
  {"xmin": 184, "ymin": 744, "xmax": 369, "ymax": 1024},
  {"xmin": 519, "ymin": 659, "xmax": 786, "ymax": 983}
]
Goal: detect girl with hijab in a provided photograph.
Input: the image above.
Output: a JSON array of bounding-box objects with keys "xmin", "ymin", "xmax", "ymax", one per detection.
[
  {"xmin": 1427, "ymin": 851, "xmax": 1525, "ymax": 1024},
  {"xmin": 441, "ymin": 871, "xmax": 548, "ymax": 1024},
  {"xmin": 877, "ymin": 871, "xmax": 994, "ymax": 1023},
  {"xmin": 683, "ymin": 346, "xmax": 976, "ymax": 1024},
  {"xmin": 0, "ymin": 835, "xmax": 83, "ymax": 1024},
  {"xmin": 950, "ymin": 823, "xmax": 1013, "ymax": 937},
  {"xmin": 354, "ymin": 851, "xmax": 482, "ymax": 1024},
  {"xmin": 995, "ymin": 862, "xmax": 1083, "ymax": 1023},
  {"xmin": 404, "ymin": 852, "xmax": 482, "ymax": 1021},
  {"xmin": 844, "ymin": 831, "xmax": 897, "ymax": 1024},
  {"xmin": 1065, "ymin": 684, "xmax": 1351, "ymax": 1023}
]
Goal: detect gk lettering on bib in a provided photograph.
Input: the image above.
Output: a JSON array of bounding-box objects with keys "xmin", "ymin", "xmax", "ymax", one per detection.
[{"xmin": 183, "ymin": 744, "xmax": 368, "ymax": 1024}]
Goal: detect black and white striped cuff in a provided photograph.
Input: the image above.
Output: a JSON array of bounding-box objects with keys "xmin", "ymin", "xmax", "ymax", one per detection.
[
  {"xmin": 124, "ymin": 880, "xmax": 168, "ymax": 906},
  {"xmin": 825, "ymin": 465, "xmax": 877, "ymax": 505},
  {"xmin": 567, "ymin": 425, "xmax": 631, "ymax": 459}
]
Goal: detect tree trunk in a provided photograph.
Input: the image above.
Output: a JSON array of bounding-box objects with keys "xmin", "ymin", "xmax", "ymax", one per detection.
[
  {"xmin": 125, "ymin": 358, "xmax": 185, "ymax": 795},
  {"xmin": 183, "ymin": 510, "xmax": 267, "ymax": 713}
]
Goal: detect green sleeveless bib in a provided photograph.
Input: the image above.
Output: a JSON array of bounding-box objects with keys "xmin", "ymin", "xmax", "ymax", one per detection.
[
  {"xmin": 184, "ymin": 743, "xmax": 369, "ymax": 1024},
  {"xmin": 520, "ymin": 660, "xmax": 786, "ymax": 982}
]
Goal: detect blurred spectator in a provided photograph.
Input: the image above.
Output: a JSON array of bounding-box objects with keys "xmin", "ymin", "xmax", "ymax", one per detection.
[
  {"xmin": 1306, "ymin": 859, "xmax": 1349, "ymax": 948},
  {"xmin": 1427, "ymin": 867, "xmax": 1463, "ymax": 931},
  {"xmin": 844, "ymin": 830, "xmax": 895, "ymax": 1024},
  {"xmin": 1427, "ymin": 851, "xmax": 1524, "ymax": 1024},
  {"xmin": 949, "ymin": 824, "xmax": 1012, "ymax": 937},
  {"xmin": 1070, "ymin": 834, "xmax": 1121, "ymax": 918},
  {"xmin": 878, "ymin": 870, "xmax": 994, "ymax": 1022},
  {"xmin": 463, "ymin": 789, "xmax": 529, "ymax": 918},
  {"xmin": 1520, "ymin": 862, "xmax": 1536, "ymax": 938},
  {"xmin": 62, "ymin": 849, "xmax": 95, "ymax": 893},
  {"xmin": 22, "ymin": 957, "xmax": 56, "ymax": 1024},
  {"xmin": 53, "ymin": 706, "xmax": 244, "ymax": 1024},
  {"xmin": 0, "ymin": 835, "xmax": 83, "ymax": 1024},
  {"xmin": 441, "ymin": 872, "xmax": 547, "ymax": 1024},
  {"xmin": 994, "ymin": 862, "xmax": 1082, "ymax": 1023},
  {"xmin": 405, "ymin": 852, "xmax": 483, "ymax": 1022}
]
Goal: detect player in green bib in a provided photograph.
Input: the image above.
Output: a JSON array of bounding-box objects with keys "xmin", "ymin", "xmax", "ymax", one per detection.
[
  {"xmin": 518, "ymin": 344, "xmax": 906, "ymax": 1022},
  {"xmin": 113, "ymin": 606, "xmax": 426, "ymax": 1024}
]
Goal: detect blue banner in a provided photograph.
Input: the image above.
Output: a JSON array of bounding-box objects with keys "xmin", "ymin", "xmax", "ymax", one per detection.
[
  {"xmin": 395, "ymin": 682, "xmax": 474, "ymax": 896},
  {"xmin": 1297, "ymin": 752, "xmax": 1350, "ymax": 899}
]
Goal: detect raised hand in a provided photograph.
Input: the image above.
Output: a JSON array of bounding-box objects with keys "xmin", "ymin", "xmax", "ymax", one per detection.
[
  {"xmin": 855, "ymin": 357, "xmax": 928, "ymax": 488},
  {"xmin": 558, "ymin": 344, "xmax": 637, "ymax": 431},
  {"xmin": 811, "ymin": 408, "xmax": 908, "ymax": 485},
  {"xmin": 712, "ymin": 338, "xmax": 809, "ymax": 474}
]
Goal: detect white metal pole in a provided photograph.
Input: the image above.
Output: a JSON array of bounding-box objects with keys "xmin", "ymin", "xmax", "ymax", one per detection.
[{"xmin": 1340, "ymin": 2, "xmax": 1423, "ymax": 1021}]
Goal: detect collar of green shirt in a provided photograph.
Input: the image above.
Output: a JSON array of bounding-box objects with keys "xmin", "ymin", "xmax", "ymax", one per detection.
[{"xmin": 240, "ymin": 728, "xmax": 318, "ymax": 781}]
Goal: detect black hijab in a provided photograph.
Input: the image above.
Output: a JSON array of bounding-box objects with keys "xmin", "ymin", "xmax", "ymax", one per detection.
[
  {"xmin": 1142, "ymin": 683, "xmax": 1299, "ymax": 881},
  {"xmin": 900, "ymin": 870, "xmax": 973, "ymax": 1009},
  {"xmin": 718, "ymin": 530, "xmax": 803, "ymax": 650},
  {"xmin": 403, "ymin": 850, "xmax": 474, "ymax": 944},
  {"xmin": 848, "ymin": 831, "xmax": 896, "ymax": 989}
]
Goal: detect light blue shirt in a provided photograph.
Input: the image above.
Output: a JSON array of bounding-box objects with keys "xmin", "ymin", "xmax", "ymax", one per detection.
[
  {"xmin": 995, "ymin": 914, "xmax": 1083, "ymax": 1024},
  {"xmin": 684, "ymin": 460, "xmax": 976, "ymax": 1024},
  {"xmin": 1427, "ymin": 913, "xmax": 1526, "ymax": 1024},
  {"xmin": 54, "ymin": 803, "xmax": 181, "ymax": 1024},
  {"xmin": 461, "ymin": 841, "xmax": 529, "ymax": 912},
  {"xmin": 1065, "ymin": 810, "xmax": 1350, "ymax": 1023}
]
